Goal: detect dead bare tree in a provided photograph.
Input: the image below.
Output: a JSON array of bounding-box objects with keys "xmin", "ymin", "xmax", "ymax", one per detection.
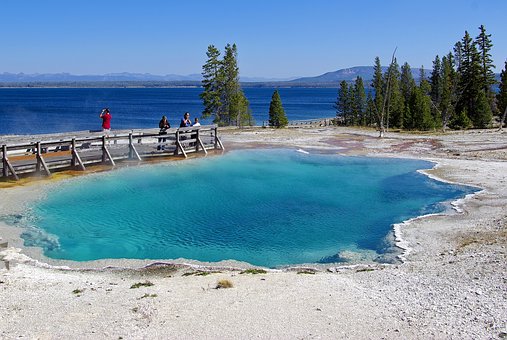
[
  {"xmin": 498, "ymin": 106, "xmax": 507, "ymax": 131},
  {"xmin": 428, "ymin": 100, "xmax": 446, "ymax": 132}
]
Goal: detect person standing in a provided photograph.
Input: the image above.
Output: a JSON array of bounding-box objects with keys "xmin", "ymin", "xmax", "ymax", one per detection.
[
  {"xmin": 100, "ymin": 108, "xmax": 112, "ymax": 135},
  {"xmin": 179, "ymin": 112, "xmax": 192, "ymax": 127},
  {"xmin": 192, "ymin": 117, "xmax": 201, "ymax": 127},
  {"xmin": 159, "ymin": 115, "xmax": 170, "ymax": 132},
  {"xmin": 158, "ymin": 115, "xmax": 170, "ymax": 150}
]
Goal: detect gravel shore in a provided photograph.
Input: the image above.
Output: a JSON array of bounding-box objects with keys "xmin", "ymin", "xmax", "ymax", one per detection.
[{"xmin": 1, "ymin": 127, "xmax": 506, "ymax": 339}]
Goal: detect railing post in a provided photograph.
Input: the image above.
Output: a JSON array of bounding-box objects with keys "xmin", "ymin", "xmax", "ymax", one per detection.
[
  {"xmin": 71, "ymin": 138, "xmax": 85, "ymax": 171},
  {"xmin": 214, "ymin": 127, "xmax": 218, "ymax": 149},
  {"xmin": 129, "ymin": 133, "xmax": 133, "ymax": 159},
  {"xmin": 101, "ymin": 135, "xmax": 115, "ymax": 166},
  {"xmin": 36, "ymin": 142, "xmax": 41, "ymax": 172},
  {"xmin": 174, "ymin": 130, "xmax": 180, "ymax": 156},
  {"xmin": 2, "ymin": 144, "xmax": 19, "ymax": 180},
  {"xmin": 195, "ymin": 129, "xmax": 200, "ymax": 152},
  {"xmin": 35, "ymin": 141, "xmax": 51, "ymax": 176},
  {"xmin": 2, "ymin": 145, "xmax": 8, "ymax": 178},
  {"xmin": 102, "ymin": 135, "xmax": 107, "ymax": 163},
  {"xmin": 71, "ymin": 138, "xmax": 76, "ymax": 167}
]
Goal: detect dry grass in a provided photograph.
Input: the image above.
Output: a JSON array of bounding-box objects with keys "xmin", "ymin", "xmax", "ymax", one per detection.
[
  {"xmin": 182, "ymin": 270, "xmax": 221, "ymax": 277},
  {"xmin": 455, "ymin": 221, "xmax": 507, "ymax": 253},
  {"xmin": 216, "ymin": 279, "xmax": 233, "ymax": 289},
  {"xmin": 130, "ymin": 281, "xmax": 154, "ymax": 289},
  {"xmin": 240, "ymin": 269, "xmax": 267, "ymax": 274}
]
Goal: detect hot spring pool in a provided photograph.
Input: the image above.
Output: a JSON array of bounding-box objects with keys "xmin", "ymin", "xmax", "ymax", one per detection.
[{"xmin": 13, "ymin": 149, "xmax": 477, "ymax": 267}]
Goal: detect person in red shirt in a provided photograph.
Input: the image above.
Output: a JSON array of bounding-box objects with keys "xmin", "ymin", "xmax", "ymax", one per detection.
[{"xmin": 99, "ymin": 108, "xmax": 112, "ymax": 135}]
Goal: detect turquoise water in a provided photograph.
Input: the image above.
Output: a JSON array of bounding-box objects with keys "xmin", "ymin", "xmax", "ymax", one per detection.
[{"xmin": 16, "ymin": 149, "xmax": 476, "ymax": 267}]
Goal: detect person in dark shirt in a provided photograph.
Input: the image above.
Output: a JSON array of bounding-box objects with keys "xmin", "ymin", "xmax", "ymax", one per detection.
[
  {"xmin": 159, "ymin": 115, "xmax": 170, "ymax": 132},
  {"xmin": 180, "ymin": 112, "xmax": 191, "ymax": 127},
  {"xmin": 158, "ymin": 115, "xmax": 170, "ymax": 150}
]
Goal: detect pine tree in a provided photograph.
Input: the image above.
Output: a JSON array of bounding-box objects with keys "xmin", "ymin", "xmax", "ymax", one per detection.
[
  {"xmin": 365, "ymin": 92, "xmax": 375, "ymax": 126},
  {"xmin": 409, "ymin": 86, "xmax": 434, "ymax": 130},
  {"xmin": 385, "ymin": 59, "xmax": 404, "ymax": 129},
  {"xmin": 456, "ymin": 31, "xmax": 481, "ymax": 127},
  {"xmin": 475, "ymin": 90, "xmax": 493, "ymax": 128},
  {"xmin": 352, "ymin": 76, "xmax": 366, "ymax": 126},
  {"xmin": 419, "ymin": 67, "xmax": 431, "ymax": 95},
  {"xmin": 450, "ymin": 108, "xmax": 472, "ymax": 130},
  {"xmin": 400, "ymin": 62, "xmax": 415, "ymax": 104},
  {"xmin": 347, "ymin": 86, "xmax": 356, "ymax": 125},
  {"xmin": 230, "ymin": 90, "xmax": 252, "ymax": 127},
  {"xmin": 430, "ymin": 55, "xmax": 442, "ymax": 107},
  {"xmin": 335, "ymin": 80, "xmax": 350, "ymax": 124},
  {"xmin": 497, "ymin": 61, "xmax": 507, "ymax": 129},
  {"xmin": 200, "ymin": 43, "xmax": 252, "ymax": 127},
  {"xmin": 440, "ymin": 53, "xmax": 458, "ymax": 130},
  {"xmin": 268, "ymin": 90, "xmax": 288, "ymax": 128},
  {"xmin": 475, "ymin": 25, "xmax": 496, "ymax": 101},
  {"xmin": 404, "ymin": 104, "xmax": 413, "ymax": 130},
  {"xmin": 221, "ymin": 43, "xmax": 241, "ymax": 126},
  {"xmin": 400, "ymin": 62, "xmax": 415, "ymax": 129},
  {"xmin": 200, "ymin": 45, "xmax": 223, "ymax": 120}
]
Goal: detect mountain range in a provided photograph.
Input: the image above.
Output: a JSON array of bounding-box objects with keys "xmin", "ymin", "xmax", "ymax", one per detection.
[
  {"xmin": 0, "ymin": 72, "xmax": 294, "ymax": 83},
  {"xmin": 0, "ymin": 66, "xmax": 500, "ymax": 85}
]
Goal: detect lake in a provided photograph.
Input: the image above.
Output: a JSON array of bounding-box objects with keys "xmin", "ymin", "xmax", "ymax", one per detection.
[{"xmin": 0, "ymin": 87, "xmax": 338, "ymax": 135}]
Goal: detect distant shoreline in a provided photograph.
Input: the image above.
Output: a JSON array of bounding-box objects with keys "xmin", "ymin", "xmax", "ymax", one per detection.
[{"xmin": 0, "ymin": 81, "xmax": 344, "ymax": 89}]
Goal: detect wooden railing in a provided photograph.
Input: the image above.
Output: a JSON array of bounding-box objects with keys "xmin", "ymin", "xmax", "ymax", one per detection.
[
  {"xmin": 1, "ymin": 125, "xmax": 223, "ymax": 180},
  {"xmin": 262, "ymin": 117, "xmax": 336, "ymax": 128}
]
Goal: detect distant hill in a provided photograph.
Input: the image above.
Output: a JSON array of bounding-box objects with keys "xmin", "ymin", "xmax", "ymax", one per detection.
[
  {"xmin": 290, "ymin": 66, "xmax": 425, "ymax": 83},
  {"xmin": 291, "ymin": 66, "xmax": 502, "ymax": 84}
]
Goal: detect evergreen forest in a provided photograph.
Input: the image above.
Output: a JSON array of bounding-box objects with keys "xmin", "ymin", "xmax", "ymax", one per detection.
[{"xmin": 336, "ymin": 25, "xmax": 507, "ymax": 131}]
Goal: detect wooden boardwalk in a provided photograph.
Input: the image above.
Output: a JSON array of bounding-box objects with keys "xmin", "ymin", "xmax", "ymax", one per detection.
[{"xmin": 1, "ymin": 125, "xmax": 224, "ymax": 181}]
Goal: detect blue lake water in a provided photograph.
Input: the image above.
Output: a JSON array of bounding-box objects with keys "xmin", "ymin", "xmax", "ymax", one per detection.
[
  {"xmin": 0, "ymin": 87, "xmax": 338, "ymax": 135},
  {"xmin": 13, "ymin": 149, "xmax": 476, "ymax": 268}
]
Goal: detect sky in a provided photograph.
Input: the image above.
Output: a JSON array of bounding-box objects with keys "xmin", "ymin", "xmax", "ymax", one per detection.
[{"xmin": 0, "ymin": 0, "xmax": 506, "ymax": 79}]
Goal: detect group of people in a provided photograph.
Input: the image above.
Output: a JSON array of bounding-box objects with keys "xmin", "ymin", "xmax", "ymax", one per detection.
[
  {"xmin": 177, "ymin": 112, "xmax": 200, "ymax": 128},
  {"xmin": 99, "ymin": 108, "xmax": 202, "ymax": 135},
  {"xmin": 159, "ymin": 112, "xmax": 201, "ymax": 132}
]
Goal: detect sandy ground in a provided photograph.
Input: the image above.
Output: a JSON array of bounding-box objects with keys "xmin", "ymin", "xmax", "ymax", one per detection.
[{"xmin": 1, "ymin": 126, "xmax": 506, "ymax": 339}]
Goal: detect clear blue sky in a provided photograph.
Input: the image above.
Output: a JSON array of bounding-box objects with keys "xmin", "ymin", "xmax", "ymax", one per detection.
[{"xmin": 0, "ymin": 0, "xmax": 505, "ymax": 78}]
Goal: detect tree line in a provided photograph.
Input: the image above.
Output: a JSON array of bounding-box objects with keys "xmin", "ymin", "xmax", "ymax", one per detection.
[{"xmin": 336, "ymin": 25, "xmax": 507, "ymax": 131}]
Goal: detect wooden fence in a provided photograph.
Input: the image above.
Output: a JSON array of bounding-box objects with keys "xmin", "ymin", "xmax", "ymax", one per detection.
[
  {"xmin": 262, "ymin": 117, "xmax": 337, "ymax": 128},
  {"xmin": 1, "ymin": 125, "xmax": 224, "ymax": 181}
]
